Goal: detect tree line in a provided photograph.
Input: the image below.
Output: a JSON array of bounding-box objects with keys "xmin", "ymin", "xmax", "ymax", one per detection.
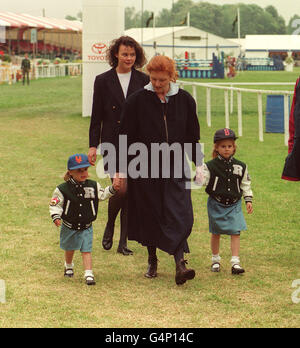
[
  {"xmin": 66, "ymin": 1, "xmax": 300, "ymax": 37},
  {"xmin": 125, "ymin": 0, "xmax": 300, "ymax": 37}
]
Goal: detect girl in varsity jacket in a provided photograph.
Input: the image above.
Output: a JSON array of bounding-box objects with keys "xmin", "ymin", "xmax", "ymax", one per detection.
[
  {"xmin": 49, "ymin": 154, "xmax": 121, "ymax": 285},
  {"xmin": 196, "ymin": 129, "xmax": 253, "ymax": 275}
]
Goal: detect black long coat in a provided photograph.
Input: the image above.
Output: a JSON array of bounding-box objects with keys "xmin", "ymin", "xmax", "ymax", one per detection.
[
  {"xmin": 119, "ymin": 88, "xmax": 201, "ymax": 255},
  {"xmin": 89, "ymin": 68, "xmax": 149, "ymax": 149},
  {"xmin": 282, "ymin": 77, "xmax": 300, "ymax": 181}
]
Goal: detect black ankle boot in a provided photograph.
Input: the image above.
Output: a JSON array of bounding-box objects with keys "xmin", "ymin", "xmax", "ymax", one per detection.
[
  {"xmin": 145, "ymin": 257, "xmax": 158, "ymax": 278},
  {"xmin": 102, "ymin": 224, "xmax": 114, "ymax": 250},
  {"xmin": 175, "ymin": 259, "xmax": 195, "ymax": 285}
]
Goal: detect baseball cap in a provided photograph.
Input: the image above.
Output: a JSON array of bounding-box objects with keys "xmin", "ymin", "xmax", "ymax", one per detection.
[
  {"xmin": 67, "ymin": 154, "xmax": 91, "ymax": 170},
  {"xmin": 214, "ymin": 128, "xmax": 238, "ymax": 143}
]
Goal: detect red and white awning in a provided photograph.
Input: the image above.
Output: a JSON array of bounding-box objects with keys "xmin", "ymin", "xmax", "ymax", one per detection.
[{"xmin": 0, "ymin": 12, "xmax": 82, "ymax": 32}]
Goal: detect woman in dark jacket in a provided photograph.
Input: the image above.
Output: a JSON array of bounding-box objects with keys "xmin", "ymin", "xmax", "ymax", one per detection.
[
  {"xmin": 117, "ymin": 55, "xmax": 201, "ymax": 285},
  {"xmin": 88, "ymin": 36, "xmax": 149, "ymax": 255}
]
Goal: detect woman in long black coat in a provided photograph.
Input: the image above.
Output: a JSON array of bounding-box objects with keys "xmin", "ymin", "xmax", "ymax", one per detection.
[{"xmin": 117, "ymin": 55, "xmax": 201, "ymax": 285}]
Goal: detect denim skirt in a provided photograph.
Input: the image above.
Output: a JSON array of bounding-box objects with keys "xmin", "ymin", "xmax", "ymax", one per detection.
[
  {"xmin": 207, "ymin": 196, "xmax": 247, "ymax": 235},
  {"xmin": 60, "ymin": 224, "xmax": 93, "ymax": 252}
]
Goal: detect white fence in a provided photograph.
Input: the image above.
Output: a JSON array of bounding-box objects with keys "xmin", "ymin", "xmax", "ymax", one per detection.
[
  {"xmin": 179, "ymin": 81, "xmax": 295, "ymax": 146},
  {"xmin": 0, "ymin": 63, "xmax": 82, "ymax": 84},
  {"xmin": 35, "ymin": 63, "xmax": 82, "ymax": 79}
]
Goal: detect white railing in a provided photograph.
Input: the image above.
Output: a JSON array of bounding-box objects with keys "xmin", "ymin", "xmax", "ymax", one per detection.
[
  {"xmin": 179, "ymin": 81, "xmax": 295, "ymax": 146},
  {"xmin": 35, "ymin": 63, "xmax": 82, "ymax": 79},
  {"xmin": 0, "ymin": 63, "xmax": 82, "ymax": 84},
  {"xmin": 0, "ymin": 65, "xmax": 21, "ymax": 84}
]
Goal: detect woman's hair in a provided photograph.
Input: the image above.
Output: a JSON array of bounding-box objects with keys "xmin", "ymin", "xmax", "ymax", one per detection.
[
  {"xmin": 106, "ymin": 36, "xmax": 147, "ymax": 68},
  {"xmin": 212, "ymin": 139, "xmax": 237, "ymax": 158},
  {"xmin": 146, "ymin": 55, "xmax": 178, "ymax": 82}
]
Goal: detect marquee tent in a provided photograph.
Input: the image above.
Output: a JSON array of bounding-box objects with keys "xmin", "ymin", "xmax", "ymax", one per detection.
[{"xmin": 0, "ymin": 12, "xmax": 82, "ymax": 56}]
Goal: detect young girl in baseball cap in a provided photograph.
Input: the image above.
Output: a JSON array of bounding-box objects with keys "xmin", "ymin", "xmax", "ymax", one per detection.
[
  {"xmin": 195, "ymin": 129, "xmax": 253, "ymax": 274},
  {"xmin": 49, "ymin": 154, "xmax": 121, "ymax": 285}
]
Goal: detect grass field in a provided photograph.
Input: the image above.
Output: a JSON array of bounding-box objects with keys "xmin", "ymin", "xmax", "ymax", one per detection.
[{"xmin": 1, "ymin": 70, "xmax": 300, "ymax": 328}]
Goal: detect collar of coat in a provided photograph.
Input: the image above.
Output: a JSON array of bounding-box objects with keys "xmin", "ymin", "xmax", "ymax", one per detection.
[
  {"xmin": 68, "ymin": 177, "xmax": 86, "ymax": 186},
  {"xmin": 217, "ymin": 154, "xmax": 233, "ymax": 163},
  {"xmin": 144, "ymin": 81, "xmax": 179, "ymax": 102}
]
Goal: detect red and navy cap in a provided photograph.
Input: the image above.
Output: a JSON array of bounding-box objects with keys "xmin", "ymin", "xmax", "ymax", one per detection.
[{"xmin": 213, "ymin": 128, "xmax": 238, "ymax": 143}]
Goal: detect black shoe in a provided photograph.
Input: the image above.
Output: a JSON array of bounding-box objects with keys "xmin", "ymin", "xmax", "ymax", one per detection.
[
  {"xmin": 64, "ymin": 267, "xmax": 74, "ymax": 278},
  {"xmin": 145, "ymin": 258, "xmax": 158, "ymax": 278},
  {"xmin": 117, "ymin": 246, "xmax": 133, "ymax": 255},
  {"xmin": 85, "ymin": 275, "xmax": 96, "ymax": 286},
  {"xmin": 102, "ymin": 224, "xmax": 114, "ymax": 250},
  {"xmin": 231, "ymin": 264, "xmax": 245, "ymax": 275},
  {"xmin": 175, "ymin": 259, "xmax": 195, "ymax": 285}
]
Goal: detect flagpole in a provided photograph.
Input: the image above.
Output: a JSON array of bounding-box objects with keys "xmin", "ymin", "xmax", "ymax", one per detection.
[
  {"xmin": 141, "ymin": 0, "xmax": 144, "ymax": 47},
  {"xmin": 172, "ymin": 0, "xmax": 174, "ymax": 59},
  {"xmin": 153, "ymin": 13, "xmax": 156, "ymax": 54},
  {"xmin": 237, "ymin": 7, "xmax": 241, "ymax": 53}
]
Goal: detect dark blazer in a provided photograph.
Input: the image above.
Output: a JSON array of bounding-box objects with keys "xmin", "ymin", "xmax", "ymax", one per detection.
[
  {"xmin": 89, "ymin": 68, "xmax": 150, "ymax": 148},
  {"xmin": 282, "ymin": 77, "xmax": 300, "ymax": 181}
]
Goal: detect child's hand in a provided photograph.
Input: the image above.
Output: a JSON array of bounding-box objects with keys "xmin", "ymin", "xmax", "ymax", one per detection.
[
  {"xmin": 246, "ymin": 202, "xmax": 253, "ymax": 214},
  {"xmin": 54, "ymin": 219, "xmax": 62, "ymax": 227}
]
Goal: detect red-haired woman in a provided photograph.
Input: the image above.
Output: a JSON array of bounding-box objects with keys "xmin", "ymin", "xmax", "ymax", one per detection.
[{"xmin": 117, "ymin": 55, "xmax": 201, "ymax": 285}]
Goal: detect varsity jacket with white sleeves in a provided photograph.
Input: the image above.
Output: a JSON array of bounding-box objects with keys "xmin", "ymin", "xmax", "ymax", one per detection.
[
  {"xmin": 49, "ymin": 177, "xmax": 116, "ymax": 230},
  {"xmin": 198, "ymin": 155, "xmax": 253, "ymax": 206}
]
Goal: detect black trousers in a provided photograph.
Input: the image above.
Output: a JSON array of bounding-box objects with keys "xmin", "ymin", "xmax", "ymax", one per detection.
[
  {"xmin": 22, "ymin": 70, "xmax": 30, "ymax": 85},
  {"xmin": 107, "ymin": 178, "xmax": 128, "ymax": 248}
]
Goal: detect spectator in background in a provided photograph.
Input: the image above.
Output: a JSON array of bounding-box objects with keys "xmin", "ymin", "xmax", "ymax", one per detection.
[{"xmin": 21, "ymin": 53, "xmax": 31, "ymax": 86}]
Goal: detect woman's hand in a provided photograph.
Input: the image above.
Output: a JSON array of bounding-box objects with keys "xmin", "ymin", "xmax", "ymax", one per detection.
[
  {"xmin": 113, "ymin": 173, "xmax": 127, "ymax": 195},
  {"xmin": 88, "ymin": 147, "xmax": 97, "ymax": 166}
]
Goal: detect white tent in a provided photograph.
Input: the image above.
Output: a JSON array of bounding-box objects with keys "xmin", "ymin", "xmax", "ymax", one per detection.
[
  {"xmin": 244, "ymin": 35, "xmax": 300, "ymax": 58},
  {"xmin": 125, "ymin": 26, "xmax": 240, "ymax": 60}
]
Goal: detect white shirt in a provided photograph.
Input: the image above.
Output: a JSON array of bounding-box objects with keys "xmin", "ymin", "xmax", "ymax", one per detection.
[{"xmin": 117, "ymin": 71, "xmax": 132, "ymax": 98}]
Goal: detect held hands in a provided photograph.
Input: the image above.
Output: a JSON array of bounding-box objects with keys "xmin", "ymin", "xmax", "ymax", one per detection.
[
  {"xmin": 88, "ymin": 147, "xmax": 97, "ymax": 166},
  {"xmin": 246, "ymin": 202, "xmax": 253, "ymax": 214},
  {"xmin": 113, "ymin": 173, "xmax": 127, "ymax": 195},
  {"xmin": 194, "ymin": 165, "xmax": 204, "ymax": 186}
]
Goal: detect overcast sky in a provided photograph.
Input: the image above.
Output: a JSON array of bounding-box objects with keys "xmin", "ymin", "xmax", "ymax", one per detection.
[{"xmin": 1, "ymin": 0, "xmax": 299, "ymax": 23}]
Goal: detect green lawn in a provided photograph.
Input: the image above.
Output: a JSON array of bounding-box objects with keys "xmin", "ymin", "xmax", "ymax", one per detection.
[{"xmin": 0, "ymin": 71, "xmax": 300, "ymax": 328}]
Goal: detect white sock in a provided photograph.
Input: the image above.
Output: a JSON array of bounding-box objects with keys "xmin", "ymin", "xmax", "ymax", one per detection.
[
  {"xmin": 65, "ymin": 262, "xmax": 74, "ymax": 269},
  {"xmin": 84, "ymin": 270, "xmax": 94, "ymax": 278},
  {"xmin": 212, "ymin": 254, "xmax": 221, "ymax": 263},
  {"xmin": 231, "ymin": 256, "xmax": 240, "ymax": 267}
]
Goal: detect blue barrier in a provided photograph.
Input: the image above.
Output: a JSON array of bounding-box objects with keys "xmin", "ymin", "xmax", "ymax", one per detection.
[{"xmin": 265, "ymin": 95, "xmax": 290, "ymax": 133}]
